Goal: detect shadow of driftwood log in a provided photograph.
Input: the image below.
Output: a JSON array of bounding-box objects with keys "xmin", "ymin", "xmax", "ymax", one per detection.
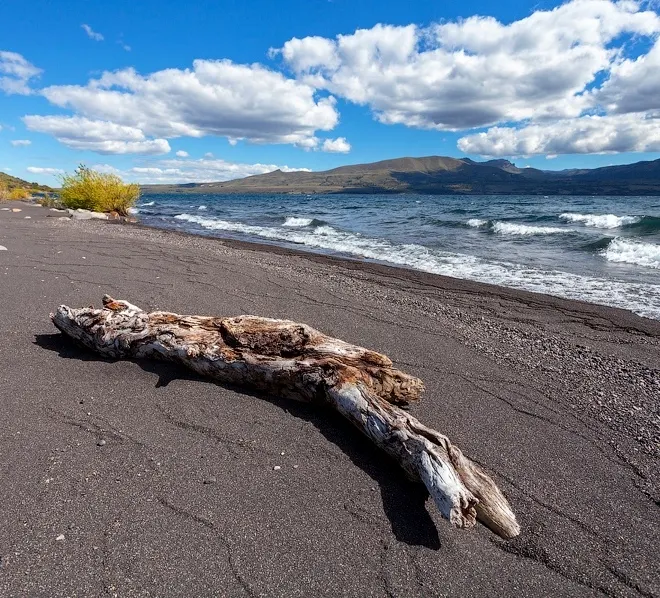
[{"xmin": 35, "ymin": 331, "xmax": 441, "ymax": 549}]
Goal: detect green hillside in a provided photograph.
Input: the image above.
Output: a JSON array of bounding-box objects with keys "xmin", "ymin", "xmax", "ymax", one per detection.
[{"xmin": 0, "ymin": 171, "xmax": 53, "ymax": 192}]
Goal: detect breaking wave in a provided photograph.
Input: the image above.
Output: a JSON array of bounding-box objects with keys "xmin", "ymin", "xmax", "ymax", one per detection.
[
  {"xmin": 173, "ymin": 213, "xmax": 660, "ymax": 319},
  {"xmin": 283, "ymin": 216, "xmax": 314, "ymax": 227},
  {"xmin": 467, "ymin": 218, "xmax": 489, "ymax": 228},
  {"xmin": 492, "ymin": 222, "xmax": 570, "ymax": 235},
  {"xmin": 467, "ymin": 219, "xmax": 571, "ymax": 235},
  {"xmin": 603, "ymin": 238, "xmax": 660, "ymax": 269},
  {"xmin": 560, "ymin": 213, "xmax": 640, "ymax": 229}
]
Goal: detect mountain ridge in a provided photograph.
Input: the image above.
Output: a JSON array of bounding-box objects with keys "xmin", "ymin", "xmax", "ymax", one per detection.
[{"xmin": 141, "ymin": 155, "xmax": 660, "ymax": 195}]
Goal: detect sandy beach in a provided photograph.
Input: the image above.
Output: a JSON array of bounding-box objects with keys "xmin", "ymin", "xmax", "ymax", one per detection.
[{"xmin": 0, "ymin": 201, "xmax": 658, "ymax": 597}]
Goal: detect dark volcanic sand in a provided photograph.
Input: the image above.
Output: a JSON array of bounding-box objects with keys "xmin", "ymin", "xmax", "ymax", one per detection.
[{"xmin": 0, "ymin": 202, "xmax": 658, "ymax": 598}]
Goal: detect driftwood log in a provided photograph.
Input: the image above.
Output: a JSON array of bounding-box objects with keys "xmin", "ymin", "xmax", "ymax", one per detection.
[{"xmin": 51, "ymin": 295, "xmax": 520, "ymax": 539}]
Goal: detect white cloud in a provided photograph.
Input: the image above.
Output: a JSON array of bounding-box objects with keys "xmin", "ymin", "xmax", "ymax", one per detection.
[
  {"xmin": 23, "ymin": 115, "xmax": 171, "ymax": 155},
  {"xmin": 271, "ymin": 36, "xmax": 340, "ymax": 72},
  {"xmin": 94, "ymin": 157, "xmax": 311, "ymax": 184},
  {"xmin": 0, "ymin": 51, "xmax": 42, "ymax": 95},
  {"xmin": 90, "ymin": 163, "xmax": 121, "ymax": 174},
  {"xmin": 175, "ymin": 150, "xmax": 189, "ymax": 157},
  {"xmin": 82, "ymin": 24, "xmax": 104, "ymax": 41},
  {"xmin": 273, "ymin": 3, "xmax": 660, "ymax": 132},
  {"xmin": 10, "ymin": 139, "xmax": 31, "ymax": 146},
  {"xmin": 27, "ymin": 166, "xmax": 64, "ymax": 175},
  {"xmin": 595, "ymin": 37, "xmax": 660, "ymax": 115},
  {"xmin": 457, "ymin": 113, "xmax": 660, "ymax": 156},
  {"xmin": 32, "ymin": 59, "xmax": 338, "ymax": 153},
  {"xmin": 322, "ymin": 137, "xmax": 351, "ymax": 153}
]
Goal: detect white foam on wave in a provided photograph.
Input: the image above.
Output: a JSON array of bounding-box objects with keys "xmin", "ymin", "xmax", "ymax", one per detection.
[
  {"xmin": 198, "ymin": 205, "xmax": 207, "ymax": 211},
  {"xmin": 173, "ymin": 213, "xmax": 660, "ymax": 319},
  {"xmin": 142, "ymin": 201, "xmax": 155, "ymax": 207},
  {"xmin": 283, "ymin": 216, "xmax": 314, "ymax": 227},
  {"xmin": 603, "ymin": 238, "xmax": 660, "ymax": 269},
  {"xmin": 559, "ymin": 213, "xmax": 639, "ymax": 229},
  {"xmin": 493, "ymin": 222, "xmax": 569, "ymax": 235},
  {"xmin": 128, "ymin": 207, "xmax": 139, "ymax": 215},
  {"xmin": 466, "ymin": 219, "xmax": 488, "ymax": 228}
]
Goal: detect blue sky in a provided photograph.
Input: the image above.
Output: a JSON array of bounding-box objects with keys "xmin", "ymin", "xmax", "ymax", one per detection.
[{"xmin": 1, "ymin": 0, "xmax": 660, "ymax": 185}]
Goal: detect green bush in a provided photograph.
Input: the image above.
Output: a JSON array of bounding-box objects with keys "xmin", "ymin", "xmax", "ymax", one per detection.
[
  {"xmin": 0, "ymin": 181, "xmax": 8, "ymax": 200},
  {"xmin": 59, "ymin": 165, "xmax": 139, "ymax": 215},
  {"xmin": 8, "ymin": 187, "xmax": 30, "ymax": 200}
]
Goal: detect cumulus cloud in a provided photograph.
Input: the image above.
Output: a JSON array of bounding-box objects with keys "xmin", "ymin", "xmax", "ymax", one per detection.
[
  {"xmin": 322, "ymin": 137, "xmax": 351, "ymax": 153},
  {"xmin": 457, "ymin": 113, "xmax": 660, "ymax": 156},
  {"xmin": 23, "ymin": 115, "xmax": 171, "ymax": 155},
  {"xmin": 175, "ymin": 150, "xmax": 189, "ymax": 157},
  {"xmin": 273, "ymin": 2, "xmax": 660, "ymax": 132},
  {"xmin": 0, "ymin": 51, "xmax": 42, "ymax": 95},
  {"xmin": 31, "ymin": 59, "xmax": 338, "ymax": 153},
  {"xmin": 27, "ymin": 166, "xmax": 64, "ymax": 175},
  {"xmin": 10, "ymin": 139, "xmax": 31, "ymax": 146},
  {"xmin": 82, "ymin": 24, "xmax": 104, "ymax": 41},
  {"xmin": 595, "ymin": 37, "xmax": 660, "ymax": 115},
  {"xmin": 93, "ymin": 157, "xmax": 312, "ymax": 184}
]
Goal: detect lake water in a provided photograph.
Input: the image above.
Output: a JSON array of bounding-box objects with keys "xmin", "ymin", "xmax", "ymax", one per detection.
[{"xmin": 134, "ymin": 193, "xmax": 660, "ymax": 319}]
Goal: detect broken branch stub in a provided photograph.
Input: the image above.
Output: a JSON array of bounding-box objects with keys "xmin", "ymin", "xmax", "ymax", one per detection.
[{"xmin": 51, "ymin": 295, "xmax": 520, "ymax": 539}]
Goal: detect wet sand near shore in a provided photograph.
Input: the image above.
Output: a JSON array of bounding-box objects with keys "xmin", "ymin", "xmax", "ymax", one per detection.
[{"xmin": 1, "ymin": 202, "xmax": 658, "ymax": 597}]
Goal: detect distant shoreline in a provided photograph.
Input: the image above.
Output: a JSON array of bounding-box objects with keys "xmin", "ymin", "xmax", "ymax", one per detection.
[{"xmin": 139, "ymin": 154, "xmax": 660, "ymax": 196}]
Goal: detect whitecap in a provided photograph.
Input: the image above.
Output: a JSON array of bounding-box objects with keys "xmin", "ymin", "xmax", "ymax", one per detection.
[
  {"xmin": 198, "ymin": 205, "xmax": 208, "ymax": 211},
  {"xmin": 466, "ymin": 219, "xmax": 488, "ymax": 228},
  {"xmin": 559, "ymin": 213, "xmax": 639, "ymax": 229},
  {"xmin": 128, "ymin": 207, "xmax": 140, "ymax": 215},
  {"xmin": 603, "ymin": 238, "xmax": 660, "ymax": 269},
  {"xmin": 142, "ymin": 201, "xmax": 155, "ymax": 207},
  {"xmin": 283, "ymin": 216, "xmax": 314, "ymax": 227},
  {"xmin": 493, "ymin": 222, "xmax": 569, "ymax": 235}
]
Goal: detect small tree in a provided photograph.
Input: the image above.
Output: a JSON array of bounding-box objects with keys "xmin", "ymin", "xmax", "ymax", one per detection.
[
  {"xmin": 59, "ymin": 165, "xmax": 139, "ymax": 215},
  {"xmin": 0, "ymin": 181, "xmax": 8, "ymax": 200}
]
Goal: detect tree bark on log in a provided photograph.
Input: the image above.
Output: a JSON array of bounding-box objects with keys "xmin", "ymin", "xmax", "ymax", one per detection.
[{"xmin": 51, "ymin": 295, "xmax": 520, "ymax": 539}]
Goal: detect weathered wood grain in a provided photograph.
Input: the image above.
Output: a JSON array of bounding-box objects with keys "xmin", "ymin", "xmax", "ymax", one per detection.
[{"xmin": 51, "ymin": 295, "xmax": 520, "ymax": 539}]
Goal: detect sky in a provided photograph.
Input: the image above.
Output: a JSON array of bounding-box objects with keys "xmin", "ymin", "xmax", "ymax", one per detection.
[{"xmin": 1, "ymin": 0, "xmax": 660, "ymax": 185}]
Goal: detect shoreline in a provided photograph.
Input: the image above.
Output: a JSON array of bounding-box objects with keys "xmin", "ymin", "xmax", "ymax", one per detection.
[
  {"xmin": 121, "ymin": 216, "xmax": 660, "ymax": 332},
  {"xmin": 1, "ymin": 202, "xmax": 659, "ymax": 596}
]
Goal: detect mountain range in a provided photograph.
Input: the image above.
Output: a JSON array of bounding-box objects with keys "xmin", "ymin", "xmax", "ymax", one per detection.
[{"xmin": 142, "ymin": 156, "xmax": 660, "ymax": 195}]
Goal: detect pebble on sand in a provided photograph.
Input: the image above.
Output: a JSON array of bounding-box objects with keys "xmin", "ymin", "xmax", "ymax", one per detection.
[
  {"xmin": 0, "ymin": 246, "xmax": 7, "ymax": 251},
  {"xmin": 97, "ymin": 439, "xmax": 106, "ymax": 446},
  {"xmin": 273, "ymin": 466, "xmax": 281, "ymax": 471},
  {"xmin": 55, "ymin": 534, "xmax": 65, "ymax": 541}
]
